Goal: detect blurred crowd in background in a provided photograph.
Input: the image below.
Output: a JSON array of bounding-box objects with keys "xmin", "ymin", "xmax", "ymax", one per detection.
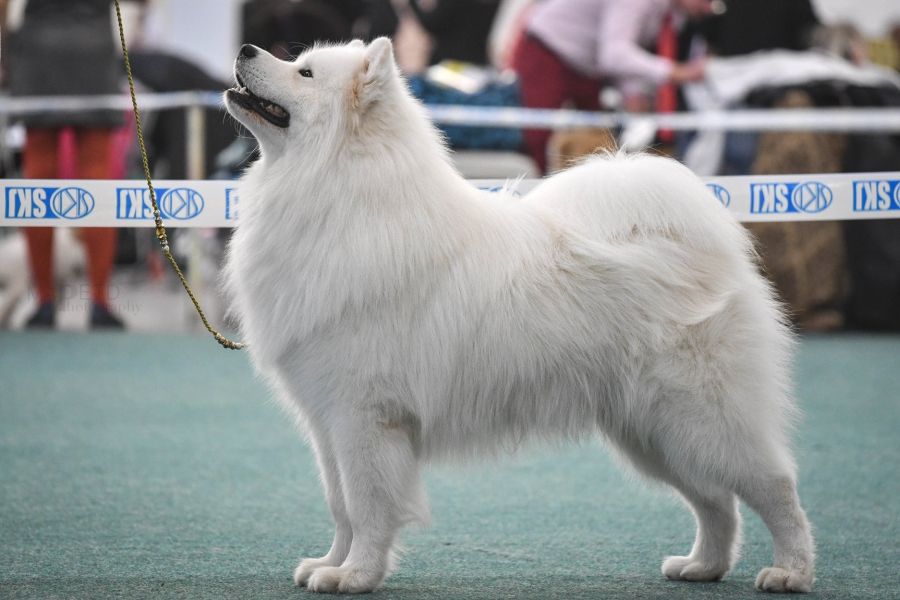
[{"xmin": 0, "ymin": 0, "xmax": 899, "ymax": 333}]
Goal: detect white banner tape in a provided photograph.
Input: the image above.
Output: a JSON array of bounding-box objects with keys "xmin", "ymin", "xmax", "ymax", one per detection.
[
  {"xmin": 2, "ymin": 93, "xmax": 900, "ymax": 132},
  {"xmin": 2, "ymin": 173, "xmax": 899, "ymax": 228}
]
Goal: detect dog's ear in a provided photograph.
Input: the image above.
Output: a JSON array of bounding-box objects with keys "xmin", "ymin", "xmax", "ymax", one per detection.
[
  {"xmin": 364, "ymin": 37, "xmax": 395, "ymax": 82},
  {"xmin": 350, "ymin": 37, "xmax": 396, "ymax": 110}
]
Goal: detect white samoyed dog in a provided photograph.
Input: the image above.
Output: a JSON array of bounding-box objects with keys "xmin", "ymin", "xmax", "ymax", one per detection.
[{"xmin": 223, "ymin": 38, "xmax": 814, "ymax": 594}]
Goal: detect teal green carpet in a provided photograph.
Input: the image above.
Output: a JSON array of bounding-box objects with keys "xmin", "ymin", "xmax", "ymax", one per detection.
[{"xmin": 1, "ymin": 332, "xmax": 898, "ymax": 599}]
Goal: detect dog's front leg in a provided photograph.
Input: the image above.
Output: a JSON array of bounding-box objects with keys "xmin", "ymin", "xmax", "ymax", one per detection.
[
  {"xmin": 305, "ymin": 406, "xmax": 426, "ymax": 594},
  {"xmin": 293, "ymin": 427, "xmax": 353, "ymax": 586}
]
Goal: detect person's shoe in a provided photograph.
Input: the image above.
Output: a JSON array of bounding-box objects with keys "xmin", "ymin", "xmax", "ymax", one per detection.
[
  {"xmin": 25, "ymin": 302, "xmax": 56, "ymax": 329},
  {"xmin": 90, "ymin": 303, "xmax": 125, "ymax": 330}
]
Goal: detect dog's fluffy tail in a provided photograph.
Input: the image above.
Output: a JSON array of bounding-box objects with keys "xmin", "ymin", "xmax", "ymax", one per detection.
[{"xmin": 567, "ymin": 231, "xmax": 746, "ymax": 328}]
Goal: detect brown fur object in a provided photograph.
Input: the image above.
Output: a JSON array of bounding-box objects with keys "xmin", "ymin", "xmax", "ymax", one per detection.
[{"xmin": 546, "ymin": 128, "xmax": 617, "ymax": 173}]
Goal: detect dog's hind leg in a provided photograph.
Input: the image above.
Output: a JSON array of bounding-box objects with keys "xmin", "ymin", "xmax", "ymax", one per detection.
[
  {"xmin": 660, "ymin": 485, "xmax": 740, "ymax": 582},
  {"xmin": 673, "ymin": 391, "xmax": 813, "ymax": 592},
  {"xmin": 641, "ymin": 389, "xmax": 814, "ymax": 592},
  {"xmin": 305, "ymin": 403, "xmax": 426, "ymax": 594},
  {"xmin": 293, "ymin": 427, "xmax": 354, "ymax": 586},
  {"xmin": 735, "ymin": 472, "xmax": 815, "ymax": 593},
  {"xmin": 616, "ymin": 440, "xmax": 740, "ymax": 582}
]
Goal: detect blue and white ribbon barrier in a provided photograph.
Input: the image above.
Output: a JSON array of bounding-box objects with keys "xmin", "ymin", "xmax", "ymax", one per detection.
[{"xmin": 2, "ymin": 172, "xmax": 899, "ymax": 228}]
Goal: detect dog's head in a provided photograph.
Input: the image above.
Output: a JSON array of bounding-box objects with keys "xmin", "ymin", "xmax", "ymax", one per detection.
[{"xmin": 224, "ymin": 38, "xmax": 400, "ymax": 158}]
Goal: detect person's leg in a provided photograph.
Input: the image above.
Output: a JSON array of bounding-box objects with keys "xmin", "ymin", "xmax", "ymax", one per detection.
[
  {"xmin": 75, "ymin": 127, "xmax": 123, "ymax": 327},
  {"xmin": 569, "ymin": 74, "xmax": 602, "ymax": 113},
  {"xmin": 561, "ymin": 75, "xmax": 609, "ymax": 165},
  {"xmin": 511, "ymin": 35, "xmax": 571, "ymax": 174},
  {"xmin": 22, "ymin": 128, "xmax": 61, "ymax": 326}
]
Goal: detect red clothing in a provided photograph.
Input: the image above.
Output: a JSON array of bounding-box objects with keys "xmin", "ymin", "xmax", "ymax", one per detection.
[
  {"xmin": 655, "ymin": 12, "xmax": 677, "ymax": 143},
  {"xmin": 512, "ymin": 34, "xmax": 602, "ymax": 174},
  {"xmin": 22, "ymin": 128, "xmax": 118, "ymax": 306}
]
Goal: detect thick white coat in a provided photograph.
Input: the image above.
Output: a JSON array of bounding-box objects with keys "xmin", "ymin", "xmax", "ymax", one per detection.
[{"xmin": 223, "ymin": 38, "xmax": 815, "ymax": 594}]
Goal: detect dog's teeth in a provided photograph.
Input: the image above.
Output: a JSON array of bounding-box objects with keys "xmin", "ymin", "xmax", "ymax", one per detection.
[{"xmin": 261, "ymin": 102, "xmax": 286, "ymax": 119}]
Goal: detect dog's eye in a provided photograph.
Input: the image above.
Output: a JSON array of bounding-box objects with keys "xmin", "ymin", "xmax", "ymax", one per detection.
[{"xmin": 299, "ymin": 68, "xmax": 313, "ymax": 78}]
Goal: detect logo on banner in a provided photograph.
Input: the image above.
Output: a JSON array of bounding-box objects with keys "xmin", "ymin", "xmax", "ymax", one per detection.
[
  {"xmin": 4, "ymin": 186, "xmax": 95, "ymax": 220},
  {"xmin": 225, "ymin": 188, "xmax": 239, "ymax": 220},
  {"xmin": 116, "ymin": 187, "xmax": 205, "ymax": 220},
  {"xmin": 749, "ymin": 181, "xmax": 833, "ymax": 214},
  {"xmin": 477, "ymin": 184, "xmax": 522, "ymax": 198},
  {"xmin": 852, "ymin": 179, "xmax": 900, "ymax": 212},
  {"xmin": 706, "ymin": 183, "xmax": 731, "ymax": 207}
]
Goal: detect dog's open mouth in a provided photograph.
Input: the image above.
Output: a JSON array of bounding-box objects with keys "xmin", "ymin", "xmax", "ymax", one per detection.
[{"xmin": 227, "ymin": 75, "xmax": 290, "ymax": 128}]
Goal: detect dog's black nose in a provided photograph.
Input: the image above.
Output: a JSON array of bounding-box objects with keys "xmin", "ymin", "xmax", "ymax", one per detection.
[{"xmin": 240, "ymin": 44, "xmax": 258, "ymax": 58}]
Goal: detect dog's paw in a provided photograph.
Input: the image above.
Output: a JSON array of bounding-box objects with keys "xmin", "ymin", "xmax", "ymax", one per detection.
[
  {"xmin": 294, "ymin": 557, "xmax": 334, "ymax": 587},
  {"xmin": 755, "ymin": 567, "xmax": 813, "ymax": 593},
  {"xmin": 306, "ymin": 565, "xmax": 382, "ymax": 594},
  {"xmin": 662, "ymin": 555, "xmax": 728, "ymax": 582}
]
